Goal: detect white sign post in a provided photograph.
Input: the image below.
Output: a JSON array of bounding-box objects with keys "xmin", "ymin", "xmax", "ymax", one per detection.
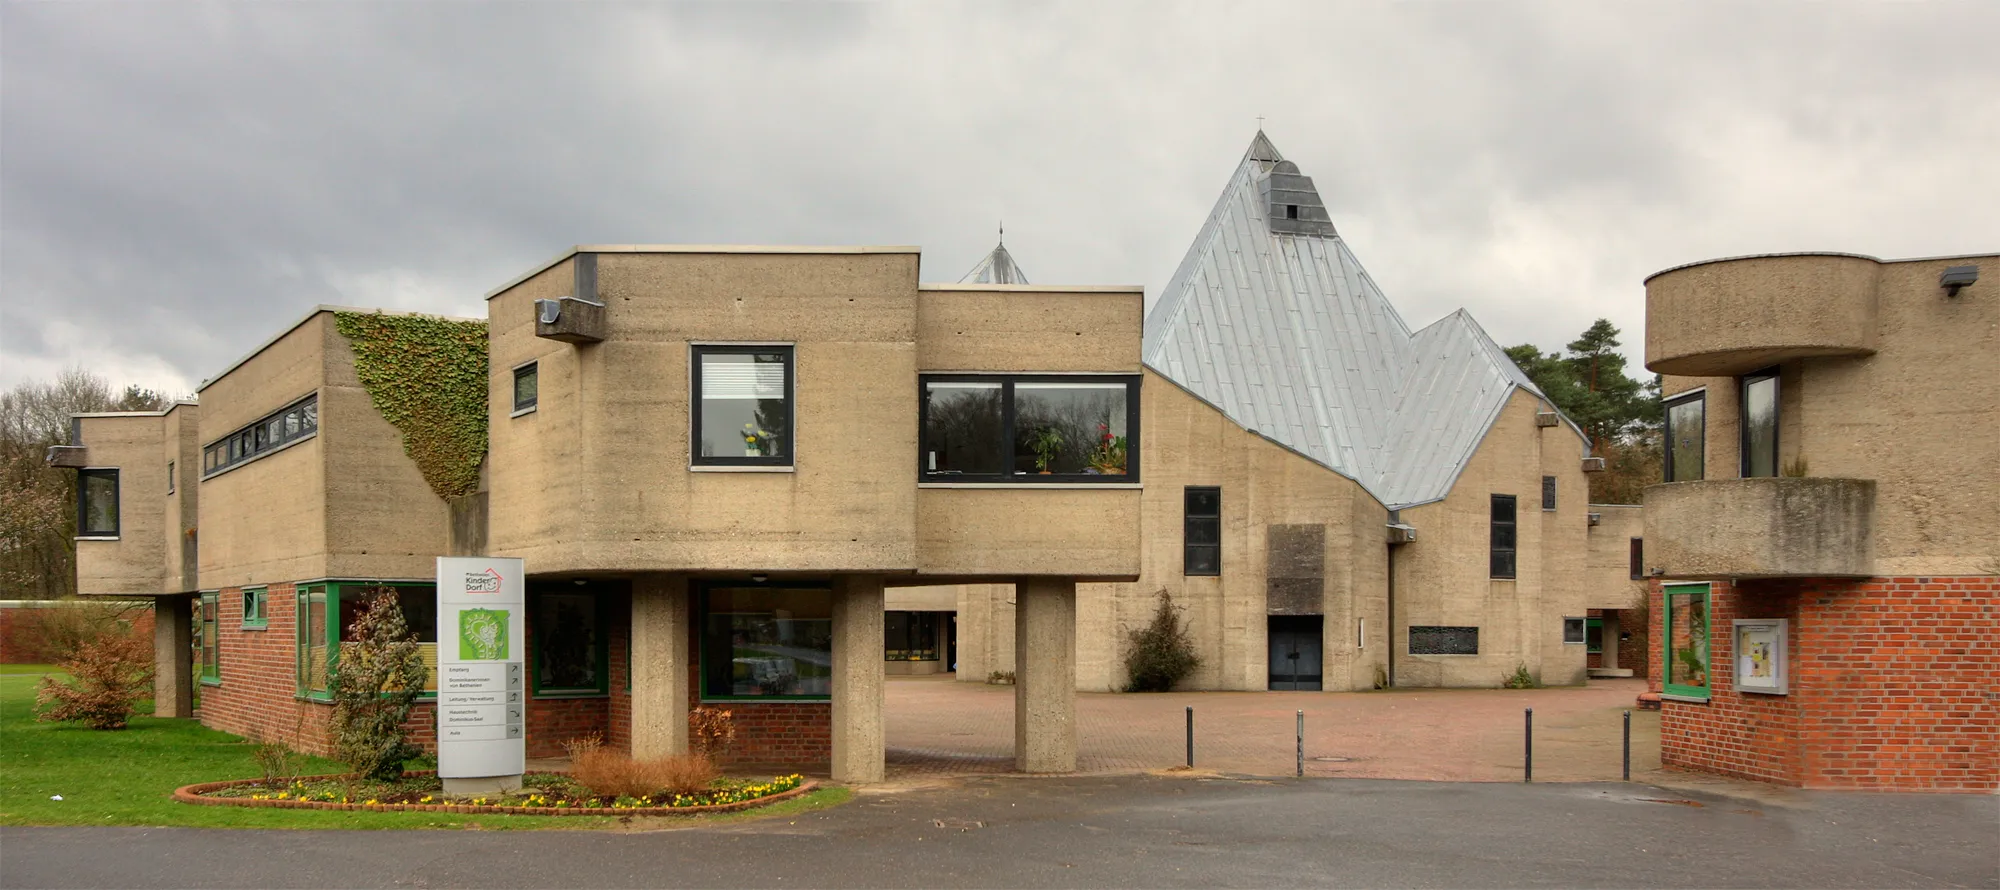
[{"xmin": 436, "ymin": 556, "xmax": 526, "ymax": 795}]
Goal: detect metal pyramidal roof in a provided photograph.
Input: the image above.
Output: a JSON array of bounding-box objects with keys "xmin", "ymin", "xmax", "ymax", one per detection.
[
  {"xmin": 959, "ymin": 240, "xmax": 1030, "ymax": 285},
  {"xmin": 1143, "ymin": 132, "xmax": 1580, "ymax": 509}
]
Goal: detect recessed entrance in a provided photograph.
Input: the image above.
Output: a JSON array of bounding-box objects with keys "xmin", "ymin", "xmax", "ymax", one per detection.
[{"xmin": 1267, "ymin": 615, "xmax": 1323, "ymax": 690}]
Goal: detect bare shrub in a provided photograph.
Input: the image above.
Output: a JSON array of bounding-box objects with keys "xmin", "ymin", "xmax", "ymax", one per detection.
[
  {"xmin": 563, "ymin": 734, "xmax": 717, "ymax": 799},
  {"xmin": 35, "ymin": 633, "xmax": 152, "ymax": 729},
  {"xmin": 653, "ymin": 753, "xmax": 719, "ymax": 797},
  {"xmin": 688, "ymin": 706, "xmax": 735, "ymax": 761},
  {"xmin": 19, "ymin": 599, "xmax": 147, "ymax": 663}
]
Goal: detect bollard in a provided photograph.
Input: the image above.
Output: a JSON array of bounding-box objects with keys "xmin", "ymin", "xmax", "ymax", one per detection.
[
  {"xmin": 1524, "ymin": 707, "xmax": 1533, "ymax": 783},
  {"xmin": 1186, "ymin": 706, "xmax": 1194, "ymax": 768},
  {"xmin": 1296, "ymin": 710, "xmax": 1305, "ymax": 778},
  {"xmin": 1622, "ymin": 710, "xmax": 1631, "ymax": 781}
]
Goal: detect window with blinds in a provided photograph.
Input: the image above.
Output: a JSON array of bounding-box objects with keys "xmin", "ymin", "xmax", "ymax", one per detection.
[{"xmin": 692, "ymin": 345, "xmax": 794, "ymax": 467}]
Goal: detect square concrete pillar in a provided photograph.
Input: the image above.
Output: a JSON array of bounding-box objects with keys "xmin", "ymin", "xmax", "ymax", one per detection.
[
  {"xmin": 1015, "ymin": 577, "xmax": 1077, "ymax": 773},
  {"xmin": 630, "ymin": 575, "xmax": 690, "ymax": 759},
  {"xmin": 831, "ymin": 575, "xmax": 886, "ymax": 783},
  {"xmin": 153, "ymin": 594, "xmax": 194, "ymax": 718}
]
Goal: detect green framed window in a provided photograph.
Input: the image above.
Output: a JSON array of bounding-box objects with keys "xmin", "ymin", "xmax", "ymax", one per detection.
[
  {"xmin": 532, "ymin": 589, "xmax": 606, "ymax": 696},
  {"xmin": 1663, "ymin": 583, "xmax": 1711, "ymax": 700},
  {"xmin": 242, "ymin": 587, "xmax": 268, "ymax": 628},
  {"xmin": 699, "ymin": 584, "xmax": 831, "ymax": 700},
  {"xmin": 198, "ymin": 591, "xmax": 221, "ymax": 684},
  {"xmin": 1586, "ymin": 617, "xmax": 1604, "ymax": 655},
  {"xmin": 295, "ymin": 581, "xmax": 437, "ymax": 700}
]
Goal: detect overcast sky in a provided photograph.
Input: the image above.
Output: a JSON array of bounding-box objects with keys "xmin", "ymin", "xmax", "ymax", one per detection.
[{"xmin": 3, "ymin": 1, "xmax": 1994, "ymax": 395}]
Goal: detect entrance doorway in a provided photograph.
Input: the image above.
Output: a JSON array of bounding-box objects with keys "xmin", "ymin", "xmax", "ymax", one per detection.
[{"xmin": 1267, "ymin": 615, "xmax": 1324, "ymax": 690}]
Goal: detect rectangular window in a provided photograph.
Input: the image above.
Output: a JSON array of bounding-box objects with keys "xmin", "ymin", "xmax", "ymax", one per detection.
[
  {"xmin": 1184, "ymin": 486, "xmax": 1221, "ymax": 575},
  {"xmin": 512, "ymin": 362, "xmax": 539, "ymax": 414},
  {"xmin": 1664, "ymin": 583, "xmax": 1711, "ymax": 700},
  {"xmin": 1629, "ymin": 538, "xmax": 1645, "ymax": 580},
  {"xmin": 1563, "ymin": 617, "xmax": 1586, "ymax": 644},
  {"xmin": 1663, "ymin": 392, "xmax": 1705, "ymax": 482},
  {"xmin": 294, "ymin": 582, "xmax": 438, "ymax": 699},
  {"xmin": 919, "ymin": 374, "xmax": 1141, "ymax": 482},
  {"xmin": 1409, "ymin": 626, "xmax": 1478, "ymax": 655},
  {"xmin": 242, "ymin": 587, "xmax": 267, "ymax": 629},
  {"xmin": 203, "ymin": 394, "xmax": 317, "ymax": 477},
  {"xmin": 692, "ymin": 345, "xmax": 794, "ymax": 466},
  {"xmin": 199, "ymin": 591, "xmax": 220, "ymax": 684},
  {"xmin": 1541, "ymin": 475, "xmax": 1557, "ymax": 511},
  {"xmin": 167, "ymin": 461, "xmax": 175, "ymax": 495},
  {"xmin": 77, "ymin": 468, "xmax": 119, "ymax": 537},
  {"xmin": 532, "ymin": 590, "xmax": 605, "ymax": 695},
  {"xmin": 1489, "ymin": 494, "xmax": 1517, "ymax": 579},
  {"xmin": 1740, "ymin": 368, "xmax": 1779, "ymax": 478},
  {"xmin": 1585, "ymin": 617, "xmax": 1604, "ymax": 655},
  {"xmin": 884, "ymin": 611, "xmax": 940, "ymax": 662},
  {"xmin": 699, "ymin": 585, "xmax": 831, "ymax": 699}
]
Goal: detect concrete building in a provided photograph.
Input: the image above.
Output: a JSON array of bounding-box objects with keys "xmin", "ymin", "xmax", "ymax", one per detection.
[
  {"xmin": 1642, "ymin": 250, "xmax": 1998, "ymax": 791},
  {"xmin": 918, "ymin": 134, "xmax": 1644, "ymax": 692}
]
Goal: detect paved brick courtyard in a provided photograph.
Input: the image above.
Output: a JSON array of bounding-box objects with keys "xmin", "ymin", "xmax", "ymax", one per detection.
[{"xmin": 885, "ymin": 674, "xmax": 1662, "ymax": 783}]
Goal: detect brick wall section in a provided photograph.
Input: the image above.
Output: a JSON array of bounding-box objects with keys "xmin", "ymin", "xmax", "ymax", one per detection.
[
  {"xmin": 607, "ymin": 594, "xmax": 631, "ymax": 752},
  {"xmin": 719, "ymin": 702, "xmax": 832, "ymax": 767},
  {"xmin": 1652, "ymin": 576, "xmax": 1998, "ymax": 791},
  {"xmin": 0, "ymin": 601, "xmax": 156, "ymax": 663},
  {"xmin": 1617, "ymin": 616, "xmax": 1649, "ymax": 681}
]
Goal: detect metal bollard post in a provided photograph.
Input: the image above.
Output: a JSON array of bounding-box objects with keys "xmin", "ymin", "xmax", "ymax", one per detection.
[
  {"xmin": 1622, "ymin": 710, "xmax": 1631, "ymax": 781},
  {"xmin": 1524, "ymin": 707, "xmax": 1533, "ymax": 783},
  {"xmin": 1296, "ymin": 710, "xmax": 1305, "ymax": 778},
  {"xmin": 1186, "ymin": 706, "xmax": 1194, "ymax": 768}
]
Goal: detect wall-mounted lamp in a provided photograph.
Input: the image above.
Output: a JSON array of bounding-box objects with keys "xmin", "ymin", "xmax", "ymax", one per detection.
[
  {"xmin": 1941, "ymin": 265, "xmax": 1978, "ymax": 298},
  {"xmin": 750, "ymin": 573, "xmax": 769, "ymax": 583}
]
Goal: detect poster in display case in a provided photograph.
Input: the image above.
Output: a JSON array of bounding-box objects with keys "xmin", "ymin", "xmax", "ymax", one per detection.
[{"xmin": 1732, "ymin": 618, "xmax": 1788, "ymax": 695}]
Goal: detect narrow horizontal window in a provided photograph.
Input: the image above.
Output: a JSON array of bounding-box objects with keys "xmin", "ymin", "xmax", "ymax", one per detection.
[
  {"xmin": 919, "ymin": 374, "xmax": 1141, "ymax": 483},
  {"xmin": 203, "ymin": 394, "xmax": 317, "ymax": 477},
  {"xmin": 1409, "ymin": 626, "xmax": 1479, "ymax": 656}
]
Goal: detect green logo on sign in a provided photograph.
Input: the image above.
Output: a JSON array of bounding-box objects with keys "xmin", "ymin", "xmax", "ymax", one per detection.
[{"xmin": 459, "ymin": 608, "xmax": 509, "ymax": 661}]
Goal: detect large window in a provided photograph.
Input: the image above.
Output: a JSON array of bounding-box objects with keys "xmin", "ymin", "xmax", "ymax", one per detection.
[
  {"xmin": 203, "ymin": 394, "xmax": 317, "ymax": 477},
  {"xmin": 295, "ymin": 582, "xmax": 438, "ymax": 699},
  {"xmin": 1489, "ymin": 494, "xmax": 1517, "ymax": 579},
  {"xmin": 1663, "ymin": 392, "xmax": 1704, "ymax": 482},
  {"xmin": 532, "ymin": 590, "xmax": 605, "ymax": 695},
  {"xmin": 700, "ymin": 586, "xmax": 831, "ymax": 699},
  {"xmin": 884, "ymin": 611, "xmax": 941, "ymax": 662},
  {"xmin": 1184, "ymin": 486, "xmax": 1221, "ymax": 575},
  {"xmin": 692, "ymin": 345, "xmax": 793, "ymax": 467},
  {"xmin": 77, "ymin": 468, "xmax": 118, "ymax": 537},
  {"xmin": 1664, "ymin": 583, "xmax": 1711, "ymax": 700},
  {"xmin": 1740, "ymin": 369, "xmax": 1778, "ymax": 478},
  {"xmin": 919, "ymin": 374, "xmax": 1140, "ymax": 482},
  {"xmin": 1409, "ymin": 626, "xmax": 1479, "ymax": 655},
  {"xmin": 199, "ymin": 591, "xmax": 220, "ymax": 684}
]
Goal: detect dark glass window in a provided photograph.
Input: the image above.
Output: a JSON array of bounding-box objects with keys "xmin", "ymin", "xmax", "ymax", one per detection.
[
  {"xmin": 1541, "ymin": 475, "xmax": 1557, "ymax": 511},
  {"xmin": 692, "ymin": 346, "xmax": 793, "ymax": 466},
  {"xmin": 700, "ymin": 586, "xmax": 831, "ymax": 699},
  {"xmin": 1563, "ymin": 617, "xmax": 1586, "ymax": 644},
  {"xmin": 167, "ymin": 461, "xmax": 175, "ymax": 495},
  {"xmin": 532, "ymin": 591, "xmax": 603, "ymax": 694},
  {"xmin": 1409, "ymin": 626, "xmax": 1479, "ymax": 655},
  {"xmin": 1664, "ymin": 392, "xmax": 1705, "ymax": 482},
  {"xmin": 203, "ymin": 394, "xmax": 317, "ymax": 477},
  {"xmin": 884, "ymin": 611, "xmax": 940, "ymax": 662},
  {"xmin": 78, "ymin": 468, "xmax": 118, "ymax": 537},
  {"xmin": 1664, "ymin": 584, "xmax": 1711, "ymax": 699},
  {"xmin": 1490, "ymin": 494, "xmax": 1517, "ymax": 579},
  {"xmin": 1184, "ymin": 486, "xmax": 1221, "ymax": 576},
  {"xmin": 199, "ymin": 592, "xmax": 220, "ymax": 683},
  {"xmin": 513, "ymin": 363, "xmax": 539, "ymax": 413},
  {"xmin": 1585, "ymin": 618, "xmax": 1604, "ymax": 655},
  {"xmin": 918, "ymin": 375, "xmax": 1141, "ymax": 482},
  {"xmin": 1629, "ymin": 538, "xmax": 1645, "ymax": 580},
  {"xmin": 1741, "ymin": 369, "xmax": 1778, "ymax": 478}
]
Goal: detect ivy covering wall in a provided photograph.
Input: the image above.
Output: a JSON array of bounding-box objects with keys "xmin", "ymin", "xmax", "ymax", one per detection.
[{"xmin": 333, "ymin": 311, "xmax": 489, "ymax": 499}]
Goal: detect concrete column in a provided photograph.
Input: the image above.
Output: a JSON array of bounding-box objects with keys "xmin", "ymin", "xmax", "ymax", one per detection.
[
  {"xmin": 630, "ymin": 575, "xmax": 689, "ymax": 759},
  {"xmin": 153, "ymin": 594, "xmax": 194, "ymax": 718},
  {"xmin": 831, "ymin": 575, "xmax": 886, "ymax": 783},
  {"xmin": 1015, "ymin": 577, "xmax": 1077, "ymax": 773}
]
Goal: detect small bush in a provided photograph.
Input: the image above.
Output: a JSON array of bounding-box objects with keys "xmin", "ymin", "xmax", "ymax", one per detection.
[
  {"xmin": 35, "ymin": 632, "xmax": 152, "ymax": 730},
  {"xmin": 653, "ymin": 753, "xmax": 719, "ymax": 797},
  {"xmin": 1123, "ymin": 590, "xmax": 1201, "ymax": 692},
  {"xmin": 689, "ymin": 706, "xmax": 736, "ymax": 761},
  {"xmin": 986, "ymin": 670, "xmax": 1015, "ymax": 685},
  {"xmin": 564, "ymin": 734, "xmax": 716, "ymax": 799},
  {"xmin": 327, "ymin": 590, "xmax": 428, "ymax": 782},
  {"xmin": 1502, "ymin": 663, "xmax": 1541, "ymax": 689}
]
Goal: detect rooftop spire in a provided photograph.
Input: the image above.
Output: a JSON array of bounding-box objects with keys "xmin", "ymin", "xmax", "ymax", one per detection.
[{"xmin": 959, "ymin": 235, "xmax": 1029, "ymax": 285}]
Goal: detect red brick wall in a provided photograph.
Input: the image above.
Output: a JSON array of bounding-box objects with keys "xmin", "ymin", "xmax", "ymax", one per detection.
[
  {"xmin": 1653, "ymin": 575, "xmax": 1998, "ymax": 791},
  {"xmin": 718, "ymin": 702, "xmax": 832, "ymax": 767},
  {"xmin": 0, "ymin": 601, "xmax": 156, "ymax": 663}
]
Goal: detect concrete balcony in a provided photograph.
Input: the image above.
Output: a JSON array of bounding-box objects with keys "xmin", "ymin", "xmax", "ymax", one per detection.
[
  {"xmin": 1645, "ymin": 253, "xmax": 1879, "ymax": 376},
  {"xmin": 1644, "ymin": 477, "xmax": 1875, "ymax": 579}
]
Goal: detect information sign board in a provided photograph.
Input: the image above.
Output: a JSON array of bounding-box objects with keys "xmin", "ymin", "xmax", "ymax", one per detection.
[{"xmin": 436, "ymin": 557, "xmax": 526, "ymax": 780}]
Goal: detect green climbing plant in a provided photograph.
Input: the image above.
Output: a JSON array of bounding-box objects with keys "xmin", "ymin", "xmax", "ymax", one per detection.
[{"xmin": 333, "ymin": 311, "xmax": 489, "ymax": 499}]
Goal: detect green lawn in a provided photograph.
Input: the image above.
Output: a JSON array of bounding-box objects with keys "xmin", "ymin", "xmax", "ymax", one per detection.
[{"xmin": 0, "ymin": 670, "xmax": 848, "ymax": 829}]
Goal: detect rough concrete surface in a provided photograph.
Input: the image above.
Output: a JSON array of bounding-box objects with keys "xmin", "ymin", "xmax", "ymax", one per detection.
[{"xmin": 5, "ymin": 774, "xmax": 1993, "ymax": 889}]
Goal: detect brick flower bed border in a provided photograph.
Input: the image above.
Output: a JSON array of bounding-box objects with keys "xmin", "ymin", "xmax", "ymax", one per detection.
[{"xmin": 174, "ymin": 770, "xmax": 819, "ymax": 817}]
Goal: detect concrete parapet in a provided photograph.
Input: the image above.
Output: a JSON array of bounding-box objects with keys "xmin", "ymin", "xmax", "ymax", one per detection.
[
  {"xmin": 1645, "ymin": 478, "xmax": 1875, "ymax": 579},
  {"xmin": 1645, "ymin": 253, "xmax": 1879, "ymax": 377}
]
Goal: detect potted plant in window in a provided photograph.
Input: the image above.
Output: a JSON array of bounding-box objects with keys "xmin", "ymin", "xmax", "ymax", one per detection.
[
  {"xmin": 1086, "ymin": 423, "xmax": 1127, "ymax": 475},
  {"xmin": 742, "ymin": 424, "xmax": 776, "ymax": 457},
  {"xmin": 1030, "ymin": 427, "xmax": 1064, "ymax": 474}
]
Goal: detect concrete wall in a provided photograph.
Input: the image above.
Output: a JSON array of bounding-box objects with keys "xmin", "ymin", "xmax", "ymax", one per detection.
[
  {"xmin": 162, "ymin": 405, "xmax": 201, "ymax": 592},
  {"xmin": 1585, "ymin": 504, "xmax": 1646, "ymax": 610},
  {"xmin": 197, "ymin": 315, "xmax": 330, "ymax": 589},
  {"xmin": 73, "ymin": 414, "xmax": 170, "ymax": 596},
  {"xmin": 319, "ymin": 317, "xmax": 451, "ymax": 580},
  {"xmin": 915, "ymin": 285, "xmax": 1143, "ymax": 372},
  {"xmin": 1645, "ymin": 253, "xmax": 1880, "ymax": 377},
  {"xmin": 1393, "ymin": 389, "xmax": 1592, "ymax": 688},
  {"xmin": 1653, "ymin": 254, "xmax": 1999, "ymax": 576}
]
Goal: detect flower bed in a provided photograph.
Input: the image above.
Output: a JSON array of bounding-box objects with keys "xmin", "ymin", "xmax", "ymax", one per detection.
[{"xmin": 176, "ymin": 770, "xmax": 814, "ymax": 816}]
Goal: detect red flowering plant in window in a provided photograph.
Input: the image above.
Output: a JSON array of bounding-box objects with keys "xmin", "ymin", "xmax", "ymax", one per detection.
[{"xmin": 1086, "ymin": 423, "xmax": 1128, "ymax": 475}]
